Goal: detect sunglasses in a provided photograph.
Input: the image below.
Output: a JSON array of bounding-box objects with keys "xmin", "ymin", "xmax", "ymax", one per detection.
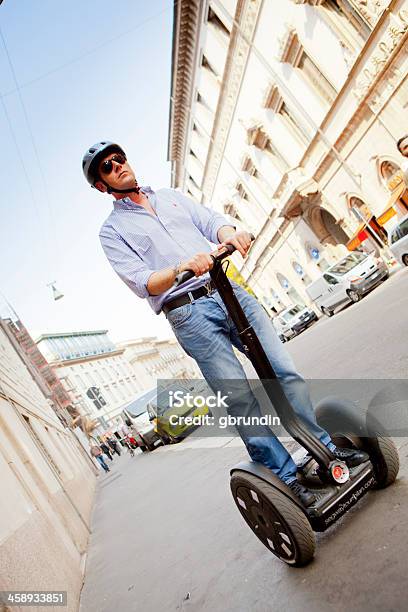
[{"xmin": 100, "ymin": 153, "xmax": 127, "ymax": 175}]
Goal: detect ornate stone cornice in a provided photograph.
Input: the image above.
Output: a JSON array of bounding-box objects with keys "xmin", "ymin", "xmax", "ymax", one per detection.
[
  {"xmin": 167, "ymin": 0, "xmax": 201, "ymax": 186},
  {"xmin": 201, "ymin": 0, "xmax": 263, "ymax": 201},
  {"xmin": 246, "ymin": 124, "xmax": 269, "ymax": 149},
  {"xmin": 277, "ymin": 27, "xmax": 303, "ymax": 65},
  {"xmin": 264, "ymin": 84, "xmax": 284, "ymax": 112}
]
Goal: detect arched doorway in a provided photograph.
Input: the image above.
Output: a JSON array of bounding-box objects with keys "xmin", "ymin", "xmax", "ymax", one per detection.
[{"xmin": 308, "ymin": 206, "xmax": 349, "ymax": 246}]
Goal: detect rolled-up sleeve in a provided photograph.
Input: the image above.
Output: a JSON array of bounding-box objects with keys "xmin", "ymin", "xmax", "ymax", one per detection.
[
  {"xmin": 173, "ymin": 190, "xmax": 234, "ymax": 244},
  {"xmin": 99, "ymin": 226, "xmax": 155, "ymax": 299}
]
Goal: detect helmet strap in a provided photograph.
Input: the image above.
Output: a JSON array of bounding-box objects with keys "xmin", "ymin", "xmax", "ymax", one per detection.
[{"xmin": 101, "ymin": 179, "xmax": 140, "ymax": 195}]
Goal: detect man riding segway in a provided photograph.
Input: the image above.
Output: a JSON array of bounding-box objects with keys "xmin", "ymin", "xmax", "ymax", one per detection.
[{"xmin": 82, "ymin": 141, "xmax": 368, "ymax": 507}]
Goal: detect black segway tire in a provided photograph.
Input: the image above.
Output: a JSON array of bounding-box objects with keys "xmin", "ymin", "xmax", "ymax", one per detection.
[
  {"xmin": 315, "ymin": 397, "xmax": 399, "ymax": 489},
  {"xmin": 371, "ymin": 436, "xmax": 399, "ymax": 488},
  {"xmin": 231, "ymin": 472, "xmax": 315, "ymax": 567}
]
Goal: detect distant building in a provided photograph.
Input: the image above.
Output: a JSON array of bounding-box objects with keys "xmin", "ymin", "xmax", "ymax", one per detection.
[
  {"xmin": 119, "ymin": 336, "xmax": 200, "ymax": 387},
  {"xmin": 36, "ymin": 330, "xmax": 142, "ymax": 429},
  {"xmin": 0, "ymin": 317, "xmax": 96, "ymax": 608}
]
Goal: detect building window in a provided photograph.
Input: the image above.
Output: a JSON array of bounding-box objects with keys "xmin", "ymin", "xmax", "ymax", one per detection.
[
  {"xmin": 278, "ymin": 29, "xmax": 337, "ymax": 106},
  {"xmin": 264, "ymin": 138, "xmax": 289, "ymax": 173},
  {"xmin": 279, "ymin": 102, "xmax": 309, "ymax": 145},
  {"xmin": 297, "ymin": 50, "xmax": 337, "ymax": 105},
  {"xmin": 327, "ymin": 0, "xmax": 376, "ymax": 31},
  {"xmin": 379, "ymin": 160, "xmax": 400, "ymax": 186},
  {"xmin": 224, "ymin": 202, "xmax": 242, "ymax": 223},
  {"xmin": 292, "ymin": 261, "xmax": 312, "ymax": 285},
  {"xmin": 236, "ymin": 182, "xmax": 249, "ymax": 200},
  {"xmin": 242, "ymin": 156, "xmax": 259, "ymax": 178},
  {"xmin": 188, "ymin": 174, "xmax": 201, "ymax": 191},
  {"xmin": 207, "ymin": 6, "xmax": 230, "ymax": 38},
  {"xmin": 322, "ymin": 1, "xmax": 371, "ymax": 49},
  {"xmin": 202, "ymin": 54, "xmax": 219, "ymax": 78},
  {"xmin": 247, "ymin": 125, "xmax": 288, "ymax": 172},
  {"xmin": 277, "ymin": 273, "xmax": 290, "ymax": 290}
]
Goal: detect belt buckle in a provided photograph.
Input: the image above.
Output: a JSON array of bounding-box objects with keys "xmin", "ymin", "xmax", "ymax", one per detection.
[{"xmin": 204, "ymin": 280, "xmax": 213, "ymax": 296}]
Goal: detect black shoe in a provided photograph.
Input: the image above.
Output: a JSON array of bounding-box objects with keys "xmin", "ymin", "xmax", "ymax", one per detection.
[
  {"xmin": 287, "ymin": 480, "xmax": 317, "ymax": 507},
  {"xmin": 332, "ymin": 446, "xmax": 369, "ymax": 467}
]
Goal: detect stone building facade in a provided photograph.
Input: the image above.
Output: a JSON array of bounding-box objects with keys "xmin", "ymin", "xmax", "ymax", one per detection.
[
  {"xmin": 168, "ymin": 0, "xmax": 408, "ymax": 311},
  {"xmin": 0, "ymin": 319, "xmax": 96, "ymax": 612},
  {"xmin": 119, "ymin": 336, "xmax": 200, "ymax": 389}
]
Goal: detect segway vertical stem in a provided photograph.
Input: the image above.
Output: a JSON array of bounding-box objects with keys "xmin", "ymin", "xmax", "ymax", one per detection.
[{"xmin": 209, "ymin": 258, "xmax": 334, "ymax": 470}]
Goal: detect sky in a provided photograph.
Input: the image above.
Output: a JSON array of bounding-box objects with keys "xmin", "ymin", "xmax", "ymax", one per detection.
[{"xmin": 0, "ymin": 0, "xmax": 176, "ymax": 343}]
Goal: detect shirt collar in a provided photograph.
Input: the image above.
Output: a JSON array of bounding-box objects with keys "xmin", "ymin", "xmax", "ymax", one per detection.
[{"xmin": 113, "ymin": 186, "xmax": 155, "ymax": 210}]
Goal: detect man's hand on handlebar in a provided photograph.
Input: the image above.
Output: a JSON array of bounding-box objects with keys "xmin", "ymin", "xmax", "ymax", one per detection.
[
  {"xmin": 179, "ymin": 253, "xmax": 214, "ymax": 278},
  {"xmin": 218, "ymin": 230, "xmax": 253, "ymax": 258}
]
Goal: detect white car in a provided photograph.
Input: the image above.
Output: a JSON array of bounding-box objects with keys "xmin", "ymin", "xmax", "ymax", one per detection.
[
  {"xmin": 305, "ymin": 251, "xmax": 389, "ymax": 317},
  {"xmin": 273, "ymin": 305, "xmax": 318, "ymax": 342},
  {"xmin": 388, "ymin": 214, "xmax": 408, "ymax": 267},
  {"xmin": 122, "ymin": 388, "xmax": 164, "ymax": 451}
]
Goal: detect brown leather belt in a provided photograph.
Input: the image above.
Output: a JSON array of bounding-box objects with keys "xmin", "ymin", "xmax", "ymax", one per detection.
[{"xmin": 162, "ymin": 280, "xmax": 217, "ymax": 315}]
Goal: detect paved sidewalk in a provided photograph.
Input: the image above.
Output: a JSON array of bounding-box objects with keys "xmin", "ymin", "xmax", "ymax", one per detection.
[{"xmin": 80, "ymin": 436, "xmax": 408, "ymax": 612}]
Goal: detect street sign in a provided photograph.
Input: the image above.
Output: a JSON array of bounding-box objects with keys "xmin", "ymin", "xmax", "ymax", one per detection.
[{"xmin": 86, "ymin": 387, "xmax": 107, "ymax": 410}]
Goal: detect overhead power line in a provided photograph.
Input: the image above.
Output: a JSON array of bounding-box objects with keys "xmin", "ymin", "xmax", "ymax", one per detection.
[
  {"xmin": 0, "ymin": 4, "xmax": 172, "ymax": 99},
  {"xmin": 0, "ymin": 25, "xmax": 61, "ymax": 271}
]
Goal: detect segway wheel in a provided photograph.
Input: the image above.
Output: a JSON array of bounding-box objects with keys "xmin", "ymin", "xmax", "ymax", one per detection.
[
  {"xmin": 315, "ymin": 397, "xmax": 399, "ymax": 489},
  {"xmin": 230, "ymin": 472, "xmax": 315, "ymax": 567}
]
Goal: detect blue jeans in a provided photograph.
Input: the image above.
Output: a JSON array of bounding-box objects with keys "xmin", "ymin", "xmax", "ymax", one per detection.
[
  {"xmin": 166, "ymin": 284, "xmax": 333, "ymax": 483},
  {"xmin": 96, "ymin": 455, "xmax": 109, "ymax": 472}
]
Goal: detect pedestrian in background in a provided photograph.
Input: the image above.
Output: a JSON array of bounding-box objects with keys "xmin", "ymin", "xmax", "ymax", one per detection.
[
  {"xmin": 90, "ymin": 444, "xmax": 110, "ymax": 473},
  {"xmin": 107, "ymin": 436, "xmax": 121, "ymax": 456},
  {"xmin": 100, "ymin": 441, "xmax": 113, "ymax": 461}
]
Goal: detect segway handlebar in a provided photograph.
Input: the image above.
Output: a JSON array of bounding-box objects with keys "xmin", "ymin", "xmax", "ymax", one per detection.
[{"xmin": 174, "ymin": 234, "xmax": 255, "ymax": 287}]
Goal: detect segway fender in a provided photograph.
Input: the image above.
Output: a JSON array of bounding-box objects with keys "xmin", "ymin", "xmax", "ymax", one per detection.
[
  {"xmin": 230, "ymin": 461, "xmax": 307, "ymax": 514},
  {"xmin": 315, "ymin": 396, "xmax": 368, "ymax": 436}
]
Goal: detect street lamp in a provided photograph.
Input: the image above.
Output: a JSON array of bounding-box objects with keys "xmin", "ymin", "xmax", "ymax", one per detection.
[{"xmin": 47, "ymin": 281, "xmax": 64, "ymax": 301}]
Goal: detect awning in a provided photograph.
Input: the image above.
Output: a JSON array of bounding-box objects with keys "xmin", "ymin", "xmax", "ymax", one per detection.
[
  {"xmin": 346, "ymin": 221, "xmax": 370, "ymax": 251},
  {"xmin": 377, "ymin": 182, "xmax": 405, "ymax": 226}
]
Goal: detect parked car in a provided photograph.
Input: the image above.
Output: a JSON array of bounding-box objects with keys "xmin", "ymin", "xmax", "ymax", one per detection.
[
  {"xmin": 148, "ymin": 380, "xmax": 211, "ymax": 443},
  {"xmin": 388, "ymin": 214, "xmax": 408, "ymax": 266},
  {"xmin": 122, "ymin": 387, "xmax": 165, "ymax": 452},
  {"xmin": 305, "ymin": 251, "xmax": 389, "ymax": 317},
  {"xmin": 273, "ymin": 305, "xmax": 318, "ymax": 342}
]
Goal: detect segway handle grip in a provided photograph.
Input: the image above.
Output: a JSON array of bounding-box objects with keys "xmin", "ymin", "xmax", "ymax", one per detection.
[
  {"xmin": 174, "ymin": 269, "xmax": 196, "ymax": 287},
  {"xmin": 174, "ymin": 234, "xmax": 255, "ymax": 287}
]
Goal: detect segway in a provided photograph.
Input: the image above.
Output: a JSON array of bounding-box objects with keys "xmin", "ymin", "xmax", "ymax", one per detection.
[{"xmin": 174, "ymin": 238, "xmax": 399, "ymax": 567}]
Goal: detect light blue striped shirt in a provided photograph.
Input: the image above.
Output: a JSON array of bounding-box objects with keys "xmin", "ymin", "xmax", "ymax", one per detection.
[{"xmin": 99, "ymin": 187, "xmax": 233, "ymax": 314}]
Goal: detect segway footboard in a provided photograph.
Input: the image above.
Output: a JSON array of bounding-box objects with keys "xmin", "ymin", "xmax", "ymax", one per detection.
[{"xmin": 306, "ymin": 461, "xmax": 375, "ymax": 531}]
